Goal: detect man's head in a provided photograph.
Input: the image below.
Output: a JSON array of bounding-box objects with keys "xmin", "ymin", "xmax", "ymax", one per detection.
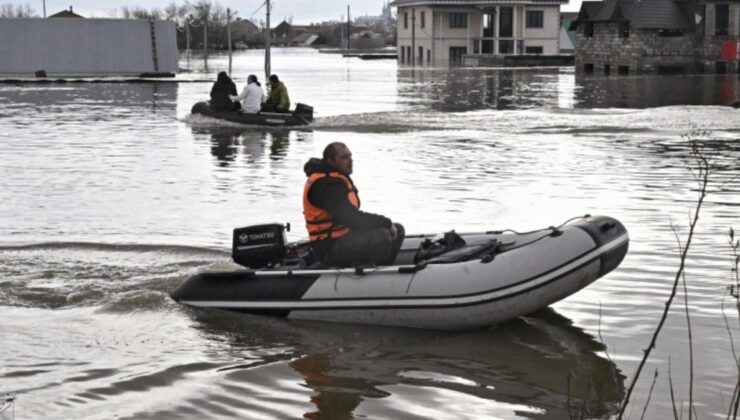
[
  {"xmin": 269, "ymin": 74, "xmax": 279, "ymax": 85},
  {"xmin": 247, "ymin": 74, "xmax": 258, "ymax": 84},
  {"xmin": 323, "ymin": 142, "xmax": 353, "ymax": 175}
]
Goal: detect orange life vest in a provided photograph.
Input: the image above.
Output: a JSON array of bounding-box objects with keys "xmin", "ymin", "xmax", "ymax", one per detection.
[{"xmin": 303, "ymin": 171, "xmax": 360, "ymax": 241}]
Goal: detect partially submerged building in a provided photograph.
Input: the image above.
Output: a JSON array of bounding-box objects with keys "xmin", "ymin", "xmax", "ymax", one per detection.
[
  {"xmin": 570, "ymin": 0, "xmax": 739, "ymax": 74},
  {"xmin": 0, "ymin": 15, "xmax": 178, "ymax": 77},
  {"xmin": 391, "ymin": 0, "xmax": 567, "ymax": 66}
]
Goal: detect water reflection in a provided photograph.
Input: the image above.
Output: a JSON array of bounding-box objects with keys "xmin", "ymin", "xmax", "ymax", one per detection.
[
  {"xmin": 189, "ymin": 126, "xmax": 305, "ymax": 166},
  {"xmin": 396, "ymin": 68, "xmax": 740, "ymax": 111},
  {"xmin": 188, "ymin": 308, "xmax": 624, "ymax": 419},
  {"xmin": 397, "ymin": 68, "xmax": 567, "ymax": 111},
  {"xmin": 574, "ymin": 74, "xmax": 740, "ymax": 108},
  {"xmin": 0, "ymin": 82, "xmax": 177, "ymax": 110}
]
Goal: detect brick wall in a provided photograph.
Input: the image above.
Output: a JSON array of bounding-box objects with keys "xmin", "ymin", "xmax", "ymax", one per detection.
[{"xmin": 575, "ymin": 22, "xmax": 702, "ymax": 73}]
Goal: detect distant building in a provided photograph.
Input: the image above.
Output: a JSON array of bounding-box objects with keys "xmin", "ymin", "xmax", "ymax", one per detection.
[
  {"xmin": 355, "ymin": 1, "xmax": 396, "ymax": 31},
  {"xmin": 570, "ymin": 0, "xmax": 738, "ymax": 74},
  {"xmin": 0, "ymin": 18, "xmax": 178, "ymax": 77},
  {"xmin": 290, "ymin": 32, "xmax": 328, "ymax": 47},
  {"xmin": 48, "ymin": 6, "xmax": 83, "ymax": 18},
  {"xmin": 272, "ymin": 20, "xmax": 292, "ymax": 45},
  {"xmin": 391, "ymin": 0, "xmax": 567, "ymax": 66},
  {"xmin": 559, "ymin": 12, "xmax": 577, "ymax": 53},
  {"xmin": 350, "ymin": 31, "xmax": 386, "ymax": 49},
  {"xmin": 231, "ymin": 18, "xmax": 260, "ymax": 40}
]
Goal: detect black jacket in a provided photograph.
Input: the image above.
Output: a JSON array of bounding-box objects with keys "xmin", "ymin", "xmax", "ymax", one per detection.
[
  {"xmin": 210, "ymin": 73, "xmax": 238, "ymax": 112},
  {"xmin": 304, "ymin": 158, "xmax": 392, "ymax": 236}
]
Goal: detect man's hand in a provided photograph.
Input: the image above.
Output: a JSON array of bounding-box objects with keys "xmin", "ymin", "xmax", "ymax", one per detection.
[{"xmin": 389, "ymin": 224, "xmax": 398, "ymax": 240}]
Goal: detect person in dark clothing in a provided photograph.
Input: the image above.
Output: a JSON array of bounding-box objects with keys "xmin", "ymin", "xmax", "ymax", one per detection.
[
  {"xmin": 261, "ymin": 74, "xmax": 291, "ymax": 113},
  {"xmin": 302, "ymin": 142, "xmax": 404, "ymax": 267},
  {"xmin": 210, "ymin": 71, "xmax": 240, "ymax": 112}
]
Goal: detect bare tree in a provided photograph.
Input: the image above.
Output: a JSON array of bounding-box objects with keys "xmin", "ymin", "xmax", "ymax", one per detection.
[{"xmin": 0, "ymin": 2, "xmax": 36, "ymax": 17}]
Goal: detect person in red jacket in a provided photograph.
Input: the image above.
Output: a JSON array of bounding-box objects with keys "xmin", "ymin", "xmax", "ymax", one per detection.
[{"xmin": 303, "ymin": 142, "xmax": 404, "ymax": 267}]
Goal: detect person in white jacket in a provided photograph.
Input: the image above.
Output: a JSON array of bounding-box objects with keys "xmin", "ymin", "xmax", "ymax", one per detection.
[{"xmin": 230, "ymin": 75, "xmax": 265, "ymax": 114}]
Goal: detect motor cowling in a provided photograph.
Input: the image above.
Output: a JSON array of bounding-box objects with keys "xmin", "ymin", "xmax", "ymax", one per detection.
[
  {"xmin": 232, "ymin": 223, "xmax": 287, "ymax": 268},
  {"xmin": 293, "ymin": 103, "xmax": 313, "ymax": 120}
]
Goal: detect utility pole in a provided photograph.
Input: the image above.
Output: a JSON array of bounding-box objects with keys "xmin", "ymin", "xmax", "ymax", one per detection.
[
  {"xmin": 42, "ymin": 0, "xmax": 46, "ymax": 17},
  {"xmin": 411, "ymin": 9, "xmax": 416, "ymax": 66},
  {"xmin": 265, "ymin": 0, "xmax": 271, "ymax": 81},
  {"xmin": 185, "ymin": 18, "xmax": 191, "ymax": 68},
  {"xmin": 204, "ymin": 17, "xmax": 208, "ymax": 70},
  {"xmin": 227, "ymin": 8, "xmax": 232, "ymax": 74},
  {"xmin": 347, "ymin": 5, "xmax": 351, "ymax": 52}
]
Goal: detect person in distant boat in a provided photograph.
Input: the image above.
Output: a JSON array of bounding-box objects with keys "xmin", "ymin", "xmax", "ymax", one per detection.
[
  {"xmin": 210, "ymin": 71, "xmax": 240, "ymax": 112},
  {"xmin": 303, "ymin": 142, "xmax": 404, "ymax": 267},
  {"xmin": 262, "ymin": 74, "xmax": 291, "ymax": 113},
  {"xmin": 230, "ymin": 74, "xmax": 265, "ymax": 114}
]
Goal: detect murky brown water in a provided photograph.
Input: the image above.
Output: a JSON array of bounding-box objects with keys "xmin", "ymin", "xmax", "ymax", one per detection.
[{"xmin": 1, "ymin": 49, "xmax": 739, "ymax": 419}]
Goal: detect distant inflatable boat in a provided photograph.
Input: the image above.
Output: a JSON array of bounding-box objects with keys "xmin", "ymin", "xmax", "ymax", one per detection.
[
  {"xmin": 191, "ymin": 101, "xmax": 313, "ymax": 126},
  {"xmin": 170, "ymin": 215, "xmax": 629, "ymax": 330}
]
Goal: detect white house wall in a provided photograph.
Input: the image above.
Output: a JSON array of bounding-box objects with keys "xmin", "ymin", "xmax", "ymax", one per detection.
[
  {"xmin": 0, "ymin": 18, "xmax": 178, "ymax": 76},
  {"xmin": 521, "ymin": 7, "xmax": 560, "ymax": 53},
  {"xmin": 396, "ymin": 4, "xmax": 561, "ymax": 66}
]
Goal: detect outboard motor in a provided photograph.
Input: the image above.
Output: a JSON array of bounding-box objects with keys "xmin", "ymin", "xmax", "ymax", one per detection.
[
  {"xmin": 293, "ymin": 103, "xmax": 314, "ymax": 121},
  {"xmin": 232, "ymin": 223, "xmax": 288, "ymax": 268}
]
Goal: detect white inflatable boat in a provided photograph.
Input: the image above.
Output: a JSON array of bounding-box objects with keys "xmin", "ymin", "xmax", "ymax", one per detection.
[{"xmin": 170, "ymin": 215, "xmax": 628, "ymax": 330}]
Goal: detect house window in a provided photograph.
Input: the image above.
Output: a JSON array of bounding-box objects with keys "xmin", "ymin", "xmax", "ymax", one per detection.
[
  {"xmin": 716, "ymin": 61, "xmax": 727, "ymax": 73},
  {"xmin": 584, "ymin": 22, "xmax": 594, "ymax": 37},
  {"xmin": 407, "ymin": 46, "xmax": 412, "ymax": 64},
  {"xmin": 427, "ymin": 49, "xmax": 431, "ymax": 65},
  {"xmin": 499, "ymin": 40, "xmax": 514, "ymax": 54},
  {"xmin": 418, "ymin": 46, "xmax": 424, "ymax": 63},
  {"xmin": 658, "ymin": 65, "xmax": 685, "ymax": 74},
  {"xmin": 604, "ymin": 64, "xmax": 611, "ymax": 75},
  {"xmin": 584, "ymin": 63, "xmax": 594, "ymax": 73},
  {"xmin": 525, "ymin": 46, "xmax": 543, "ymax": 54},
  {"xmin": 619, "ymin": 21, "xmax": 629, "ymax": 37},
  {"xmin": 400, "ymin": 46, "xmax": 405, "ymax": 63},
  {"xmin": 715, "ymin": 4, "xmax": 729, "ymax": 36},
  {"xmin": 499, "ymin": 7, "xmax": 513, "ymax": 37},
  {"xmin": 450, "ymin": 13, "xmax": 467, "ymax": 28},
  {"xmin": 526, "ymin": 11, "xmax": 544, "ymax": 28},
  {"xmin": 659, "ymin": 29, "xmax": 684, "ymax": 37},
  {"xmin": 420, "ymin": 11, "xmax": 425, "ymax": 28},
  {"xmin": 404, "ymin": 12, "xmax": 408, "ymax": 29},
  {"xmin": 449, "ymin": 46, "xmax": 467, "ymax": 65},
  {"xmin": 618, "ymin": 65, "xmax": 629, "ymax": 75}
]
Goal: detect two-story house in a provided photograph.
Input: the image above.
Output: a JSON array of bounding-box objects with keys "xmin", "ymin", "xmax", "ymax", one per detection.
[{"xmin": 391, "ymin": 0, "xmax": 567, "ymax": 66}]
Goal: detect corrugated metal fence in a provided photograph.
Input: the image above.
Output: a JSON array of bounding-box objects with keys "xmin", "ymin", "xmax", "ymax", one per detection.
[{"xmin": 0, "ymin": 18, "xmax": 178, "ymax": 77}]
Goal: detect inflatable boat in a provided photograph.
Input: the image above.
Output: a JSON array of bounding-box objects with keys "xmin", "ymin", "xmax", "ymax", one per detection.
[
  {"xmin": 170, "ymin": 215, "xmax": 628, "ymax": 330},
  {"xmin": 191, "ymin": 101, "xmax": 313, "ymax": 126}
]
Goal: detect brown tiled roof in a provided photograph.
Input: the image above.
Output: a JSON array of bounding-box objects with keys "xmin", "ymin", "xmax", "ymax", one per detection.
[
  {"xmin": 628, "ymin": 0, "xmax": 693, "ymax": 29},
  {"xmin": 571, "ymin": 0, "xmax": 695, "ymax": 30},
  {"xmin": 48, "ymin": 10, "xmax": 84, "ymax": 18},
  {"xmin": 390, "ymin": 0, "xmax": 566, "ymax": 6},
  {"xmin": 569, "ymin": 2, "xmax": 601, "ymax": 29}
]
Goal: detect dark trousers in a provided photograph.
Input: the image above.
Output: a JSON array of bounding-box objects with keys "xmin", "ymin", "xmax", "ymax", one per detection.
[
  {"xmin": 320, "ymin": 223, "xmax": 405, "ymax": 267},
  {"xmin": 261, "ymin": 101, "xmax": 289, "ymax": 113}
]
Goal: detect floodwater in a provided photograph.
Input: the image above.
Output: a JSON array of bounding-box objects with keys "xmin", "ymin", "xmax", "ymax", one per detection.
[{"xmin": 1, "ymin": 48, "xmax": 739, "ymax": 419}]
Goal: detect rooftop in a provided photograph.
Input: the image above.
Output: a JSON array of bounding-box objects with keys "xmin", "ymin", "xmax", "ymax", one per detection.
[
  {"xmin": 571, "ymin": 0, "xmax": 696, "ymax": 30},
  {"xmin": 390, "ymin": 0, "xmax": 567, "ymax": 6}
]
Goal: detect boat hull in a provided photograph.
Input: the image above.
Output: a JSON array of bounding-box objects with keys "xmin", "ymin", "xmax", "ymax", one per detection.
[
  {"xmin": 191, "ymin": 101, "xmax": 312, "ymax": 126},
  {"xmin": 171, "ymin": 215, "xmax": 629, "ymax": 330}
]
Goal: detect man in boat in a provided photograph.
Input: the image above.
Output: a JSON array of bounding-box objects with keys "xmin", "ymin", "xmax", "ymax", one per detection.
[
  {"xmin": 303, "ymin": 142, "xmax": 404, "ymax": 267},
  {"xmin": 262, "ymin": 74, "xmax": 291, "ymax": 113},
  {"xmin": 210, "ymin": 71, "xmax": 240, "ymax": 112},
  {"xmin": 230, "ymin": 74, "xmax": 265, "ymax": 114}
]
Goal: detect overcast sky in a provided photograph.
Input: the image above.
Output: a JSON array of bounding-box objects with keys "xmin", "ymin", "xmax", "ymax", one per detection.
[{"xmin": 9, "ymin": 0, "xmax": 582, "ymax": 23}]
